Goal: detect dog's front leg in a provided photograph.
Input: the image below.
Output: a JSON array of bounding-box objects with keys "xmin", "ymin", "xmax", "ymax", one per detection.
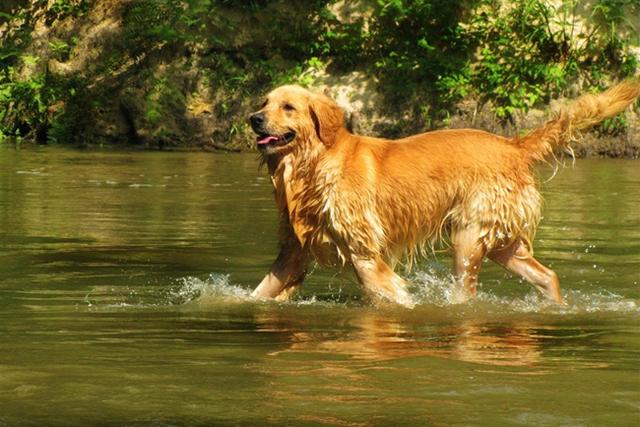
[
  {"xmin": 350, "ymin": 255, "xmax": 415, "ymax": 308},
  {"xmin": 252, "ymin": 237, "xmax": 308, "ymax": 301}
]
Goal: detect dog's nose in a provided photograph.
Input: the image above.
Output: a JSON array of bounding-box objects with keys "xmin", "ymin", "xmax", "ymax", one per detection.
[{"xmin": 249, "ymin": 112, "xmax": 265, "ymax": 130}]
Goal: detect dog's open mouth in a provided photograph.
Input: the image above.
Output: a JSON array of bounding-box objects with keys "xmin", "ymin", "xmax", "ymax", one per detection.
[{"xmin": 256, "ymin": 131, "xmax": 296, "ymax": 148}]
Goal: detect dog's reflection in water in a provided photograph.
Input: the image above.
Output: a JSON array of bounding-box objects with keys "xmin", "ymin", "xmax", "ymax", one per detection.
[{"xmin": 255, "ymin": 310, "xmax": 544, "ymax": 367}]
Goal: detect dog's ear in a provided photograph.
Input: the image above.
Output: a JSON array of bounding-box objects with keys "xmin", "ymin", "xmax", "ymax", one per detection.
[{"xmin": 309, "ymin": 95, "xmax": 344, "ymax": 147}]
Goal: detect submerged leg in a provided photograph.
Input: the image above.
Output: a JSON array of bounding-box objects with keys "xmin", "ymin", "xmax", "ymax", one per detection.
[
  {"xmin": 351, "ymin": 255, "xmax": 415, "ymax": 308},
  {"xmin": 451, "ymin": 226, "xmax": 488, "ymax": 297},
  {"xmin": 489, "ymin": 240, "xmax": 564, "ymax": 304}
]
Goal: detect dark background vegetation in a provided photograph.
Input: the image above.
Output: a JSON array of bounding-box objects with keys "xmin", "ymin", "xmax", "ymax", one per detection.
[{"xmin": 0, "ymin": 0, "xmax": 638, "ymax": 154}]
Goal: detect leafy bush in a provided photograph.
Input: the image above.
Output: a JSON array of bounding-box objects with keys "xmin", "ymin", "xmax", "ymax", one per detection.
[
  {"xmin": 0, "ymin": 0, "xmax": 637, "ymax": 145},
  {"xmin": 456, "ymin": 0, "xmax": 639, "ymax": 119},
  {"xmin": 326, "ymin": 0, "xmax": 637, "ymax": 123},
  {"xmin": 309, "ymin": 0, "xmax": 637, "ymax": 126},
  {"xmin": 0, "ymin": 2, "xmax": 91, "ymax": 144}
]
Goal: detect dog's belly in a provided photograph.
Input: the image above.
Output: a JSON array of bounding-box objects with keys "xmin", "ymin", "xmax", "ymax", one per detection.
[{"xmin": 308, "ymin": 232, "xmax": 344, "ymax": 267}]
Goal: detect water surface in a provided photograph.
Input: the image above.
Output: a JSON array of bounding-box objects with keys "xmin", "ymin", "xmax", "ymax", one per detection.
[{"xmin": 0, "ymin": 148, "xmax": 638, "ymax": 425}]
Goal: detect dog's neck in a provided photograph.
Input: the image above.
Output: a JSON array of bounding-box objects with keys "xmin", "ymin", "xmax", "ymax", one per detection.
[
  {"xmin": 262, "ymin": 135, "xmax": 344, "ymax": 248},
  {"xmin": 264, "ymin": 153, "xmax": 282, "ymax": 177},
  {"xmin": 263, "ymin": 137, "xmax": 328, "ymax": 177}
]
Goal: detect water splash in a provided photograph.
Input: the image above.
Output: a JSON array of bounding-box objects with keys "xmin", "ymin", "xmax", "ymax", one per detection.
[
  {"xmin": 407, "ymin": 268, "xmax": 638, "ymax": 314},
  {"xmin": 154, "ymin": 270, "xmax": 639, "ymax": 315},
  {"xmin": 168, "ymin": 274, "xmax": 351, "ymax": 308},
  {"xmin": 410, "ymin": 268, "xmax": 471, "ymax": 306},
  {"xmin": 560, "ymin": 289, "xmax": 639, "ymax": 314},
  {"xmin": 169, "ymin": 274, "xmax": 252, "ymax": 305}
]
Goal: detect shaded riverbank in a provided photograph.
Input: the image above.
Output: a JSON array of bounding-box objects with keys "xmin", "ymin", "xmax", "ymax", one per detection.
[
  {"xmin": 1, "ymin": 1, "xmax": 638, "ymax": 156},
  {"xmin": 5, "ymin": 132, "xmax": 640, "ymax": 159}
]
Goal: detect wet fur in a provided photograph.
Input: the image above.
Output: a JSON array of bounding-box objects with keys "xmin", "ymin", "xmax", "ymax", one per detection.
[{"xmin": 251, "ymin": 81, "xmax": 640, "ymax": 306}]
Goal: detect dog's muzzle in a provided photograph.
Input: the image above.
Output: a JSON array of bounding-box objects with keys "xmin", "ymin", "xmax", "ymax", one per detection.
[{"xmin": 249, "ymin": 112, "xmax": 296, "ymax": 149}]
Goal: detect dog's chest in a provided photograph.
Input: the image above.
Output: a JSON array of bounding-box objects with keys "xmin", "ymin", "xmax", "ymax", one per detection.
[{"xmin": 272, "ymin": 160, "xmax": 343, "ymax": 263}]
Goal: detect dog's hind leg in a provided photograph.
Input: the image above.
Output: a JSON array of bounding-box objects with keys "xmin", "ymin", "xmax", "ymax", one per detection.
[
  {"xmin": 488, "ymin": 240, "xmax": 564, "ymax": 304},
  {"xmin": 350, "ymin": 255, "xmax": 415, "ymax": 308},
  {"xmin": 451, "ymin": 226, "xmax": 488, "ymax": 297}
]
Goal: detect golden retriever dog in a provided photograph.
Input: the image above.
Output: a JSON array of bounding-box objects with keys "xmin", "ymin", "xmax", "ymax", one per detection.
[{"xmin": 249, "ymin": 81, "xmax": 640, "ymax": 307}]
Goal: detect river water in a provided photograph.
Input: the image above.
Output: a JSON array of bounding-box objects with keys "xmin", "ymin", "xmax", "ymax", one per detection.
[{"xmin": 0, "ymin": 147, "xmax": 638, "ymax": 425}]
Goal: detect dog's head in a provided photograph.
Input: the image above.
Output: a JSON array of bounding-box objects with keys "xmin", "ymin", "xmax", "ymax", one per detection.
[{"xmin": 249, "ymin": 85, "xmax": 345, "ymax": 155}]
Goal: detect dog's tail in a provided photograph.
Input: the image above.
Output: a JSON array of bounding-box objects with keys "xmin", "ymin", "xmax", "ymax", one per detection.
[{"xmin": 515, "ymin": 79, "xmax": 640, "ymax": 161}]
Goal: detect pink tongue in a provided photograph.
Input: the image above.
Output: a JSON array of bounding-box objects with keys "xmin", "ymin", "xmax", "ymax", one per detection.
[{"xmin": 256, "ymin": 135, "xmax": 279, "ymax": 145}]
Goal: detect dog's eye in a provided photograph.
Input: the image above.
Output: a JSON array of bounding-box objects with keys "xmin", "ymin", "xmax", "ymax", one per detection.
[
  {"xmin": 260, "ymin": 99, "xmax": 268, "ymax": 109},
  {"xmin": 283, "ymin": 103, "xmax": 296, "ymax": 112}
]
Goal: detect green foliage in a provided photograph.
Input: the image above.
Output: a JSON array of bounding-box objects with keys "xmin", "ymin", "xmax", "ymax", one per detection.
[
  {"xmin": 48, "ymin": 0, "xmax": 90, "ymax": 19},
  {"xmin": 123, "ymin": 0, "xmax": 186, "ymax": 47},
  {"xmin": 0, "ymin": 0, "xmax": 637, "ymax": 146},
  {"xmin": 48, "ymin": 39, "xmax": 74, "ymax": 61},
  {"xmin": 367, "ymin": 1, "xmax": 468, "ymax": 103},
  {"xmin": 320, "ymin": 0, "xmax": 637, "ymax": 124},
  {"xmin": 0, "ymin": 0, "xmax": 91, "ymax": 144},
  {"xmin": 307, "ymin": 0, "xmax": 637, "ymax": 126},
  {"xmin": 0, "ymin": 64, "xmax": 89, "ymax": 144},
  {"xmin": 453, "ymin": 0, "xmax": 639, "ymax": 119}
]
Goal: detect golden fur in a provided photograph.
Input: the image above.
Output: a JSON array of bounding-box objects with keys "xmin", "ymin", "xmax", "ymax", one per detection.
[{"xmin": 250, "ymin": 81, "xmax": 640, "ymax": 307}]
